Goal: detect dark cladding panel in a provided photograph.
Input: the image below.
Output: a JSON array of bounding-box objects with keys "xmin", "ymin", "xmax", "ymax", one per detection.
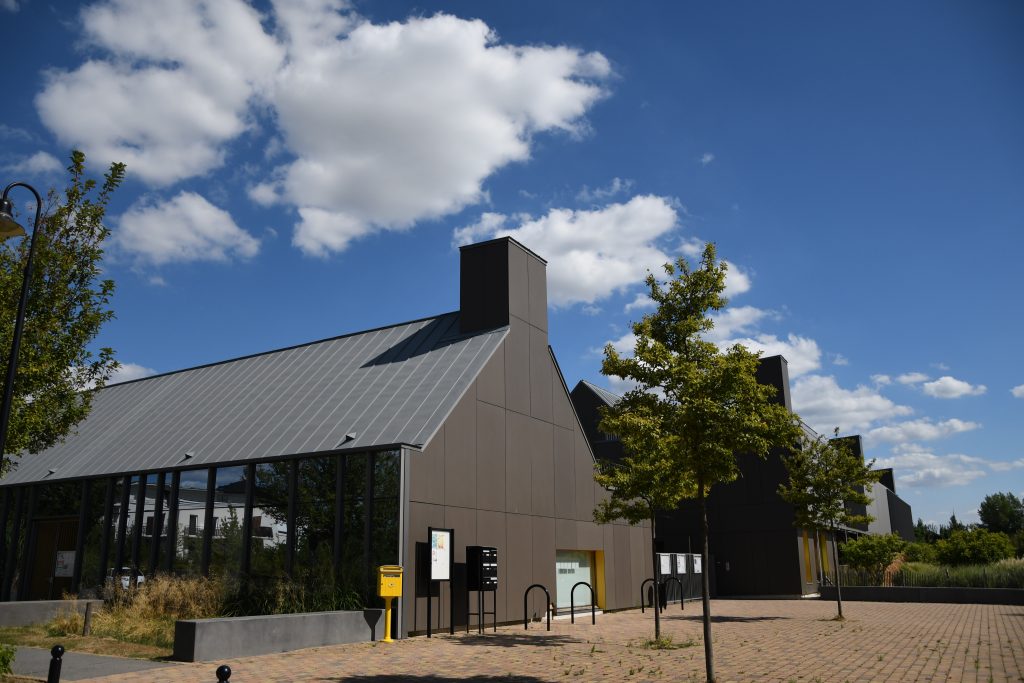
[
  {"xmin": 887, "ymin": 489, "xmax": 915, "ymax": 541},
  {"xmin": 504, "ymin": 321, "xmax": 531, "ymax": 415},
  {"xmin": 477, "ymin": 509, "xmax": 507, "ymax": 621},
  {"xmin": 506, "ymin": 514, "xmax": 534, "ymax": 619},
  {"xmin": 530, "ymin": 419, "xmax": 555, "ymax": 518},
  {"xmin": 527, "ymin": 253, "xmax": 548, "ymax": 332},
  {"xmin": 443, "ymin": 394, "xmax": 477, "ymax": 510},
  {"xmin": 476, "ymin": 401, "xmax": 506, "ymax": 512},
  {"xmin": 505, "ymin": 412, "xmax": 532, "ymax": 514},
  {"xmin": 755, "ymin": 355, "xmax": 792, "ymax": 410},
  {"xmin": 476, "ymin": 344, "xmax": 505, "ymax": 408},
  {"xmin": 529, "ymin": 327, "xmax": 553, "ymax": 422},
  {"xmin": 459, "ymin": 241, "xmax": 509, "ymax": 334},
  {"xmin": 508, "ymin": 241, "xmax": 530, "ymax": 324},
  {"xmin": 553, "ymin": 426, "xmax": 575, "ymax": 519},
  {"xmin": 878, "ymin": 468, "xmax": 896, "ymax": 493}
]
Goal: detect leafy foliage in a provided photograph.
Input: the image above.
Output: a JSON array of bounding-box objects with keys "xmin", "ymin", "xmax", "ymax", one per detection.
[
  {"xmin": 914, "ymin": 518, "xmax": 939, "ymax": 543},
  {"xmin": 903, "ymin": 541, "xmax": 938, "ymax": 564},
  {"xmin": 0, "ymin": 642, "xmax": 13, "ymax": 676},
  {"xmin": 840, "ymin": 533, "xmax": 907, "ymax": 584},
  {"xmin": 778, "ymin": 432, "xmax": 881, "ymax": 534},
  {"xmin": 0, "ymin": 151, "xmax": 123, "ymax": 472},
  {"xmin": 978, "ymin": 492, "xmax": 1024, "ymax": 536},
  {"xmin": 935, "ymin": 528, "xmax": 1015, "ymax": 566}
]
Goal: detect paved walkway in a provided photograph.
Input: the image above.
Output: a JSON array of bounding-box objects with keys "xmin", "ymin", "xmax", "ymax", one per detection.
[
  {"xmin": 54, "ymin": 599, "xmax": 1024, "ymax": 682},
  {"xmin": 11, "ymin": 646, "xmax": 171, "ymax": 681}
]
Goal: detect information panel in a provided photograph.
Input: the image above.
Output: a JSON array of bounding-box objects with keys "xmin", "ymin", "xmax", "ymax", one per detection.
[
  {"xmin": 54, "ymin": 551, "xmax": 75, "ymax": 578},
  {"xmin": 658, "ymin": 553, "xmax": 671, "ymax": 576},
  {"xmin": 693, "ymin": 556, "xmax": 702, "ymax": 574},
  {"xmin": 676, "ymin": 554, "xmax": 687, "ymax": 574},
  {"xmin": 429, "ymin": 527, "xmax": 453, "ymax": 581}
]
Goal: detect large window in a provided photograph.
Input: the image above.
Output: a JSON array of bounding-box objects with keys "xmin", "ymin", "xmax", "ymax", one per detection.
[
  {"xmin": 173, "ymin": 469, "xmax": 208, "ymax": 575},
  {"xmin": 210, "ymin": 466, "xmax": 246, "ymax": 580}
]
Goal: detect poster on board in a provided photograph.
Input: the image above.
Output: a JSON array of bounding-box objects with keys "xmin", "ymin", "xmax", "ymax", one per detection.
[
  {"xmin": 54, "ymin": 551, "xmax": 74, "ymax": 578},
  {"xmin": 429, "ymin": 527, "xmax": 452, "ymax": 581},
  {"xmin": 693, "ymin": 555, "xmax": 702, "ymax": 573},
  {"xmin": 676, "ymin": 554, "xmax": 687, "ymax": 574},
  {"xmin": 659, "ymin": 553, "xmax": 671, "ymax": 576}
]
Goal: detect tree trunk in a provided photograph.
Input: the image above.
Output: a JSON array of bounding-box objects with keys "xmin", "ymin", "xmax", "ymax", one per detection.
[
  {"xmin": 650, "ymin": 509, "xmax": 660, "ymax": 640},
  {"xmin": 831, "ymin": 525, "xmax": 843, "ymax": 619},
  {"xmin": 699, "ymin": 479, "xmax": 715, "ymax": 683}
]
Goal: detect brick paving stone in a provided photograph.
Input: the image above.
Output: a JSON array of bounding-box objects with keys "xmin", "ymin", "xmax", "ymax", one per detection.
[{"xmin": 78, "ymin": 599, "xmax": 1023, "ymax": 682}]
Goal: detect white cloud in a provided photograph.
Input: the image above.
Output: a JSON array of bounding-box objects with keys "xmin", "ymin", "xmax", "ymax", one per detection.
[
  {"xmin": 875, "ymin": 445, "xmax": 989, "ymax": 488},
  {"xmin": 700, "ymin": 152, "xmax": 714, "ymax": 166},
  {"xmin": 624, "ymin": 293, "xmax": 655, "ymax": 314},
  {"xmin": 871, "ymin": 374, "xmax": 892, "ymax": 386},
  {"xmin": 791, "ymin": 374, "xmax": 913, "ymax": 433},
  {"xmin": 581, "ymin": 304, "xmax": 602, "ymax": 316},
  {"xmin": 0, "ymin": 0, "xmax": 19, "ymax": 12},
  {"xmin": 36, "ymin": 0, "xmax": 284, "ymax": 186},
  {"xmin": 3, "ymin": 151, "xmax": 62, "ymax": 176},
  {"xmin": 897, "ymin": 372, "xmax": 929, "ymax": 385},
  {"xmin": 722, "ymin": 260, "xmax": 751, "ymax": 297},
  {"xmin": 454, "ymin": 195, "xmax": 679, "ymax": 307},
  {"xmin": 1010, "ymin": 384, "xmax": 1024, "ymax": 399},
  {"xmin": 866, "ymin": 418, "xmax": 981, "ymax": 446},
  {"xmin": 603, "ymin": 332, "xmax": 636, "ymax": 356},
  {"xmin": 109, "ymin": 362, "xmax": 157, "ymax": 384},
  {"xmin": 117, "ymin": 192, "xmax": 260, "ymax": 266},
  {"xmin": 989, "ymin": 458, "xmax": 1024, "ymax": 472},
  {"xmin": 706, "ymin": 306, "xmax": 773, "ymax": 342},
  {"xmin": 276, "ymin": 12, "xmax": 611, "ymax": 255},
  {"xmin": 922, "ymin": 376, "xmax": 987, "ymax": 399},
  {"xmin": 577, "ymin": 177, "xmax": 634, "ymax": 203},
  {"xmin": 831, "ymin": 353, "xmax": 849, "ymax": 366},
  {"xmin": 722, "ymin": 333, "xmax": 821, "ymax": 378}
]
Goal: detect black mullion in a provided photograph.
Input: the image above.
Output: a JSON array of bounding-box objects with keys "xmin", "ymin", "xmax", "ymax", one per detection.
[
  {"xmin": 1, "ymin": 487, "xmax": 25, "ymax": 601},
  {"xmin": 98, "ymin": 478, "xmax": 114, "ymax": 583},
  {"xmin": 114, "ymin": 475, "xmax": 131, "ymax": 572},
  {"xmin": 285, "ymin": 460, "xmax": 297, "ymax": 578},
  {"xmin": 130, "ymin": 475, "xmax": 146, "ymax": 572},
  {"xmin": 333, "ymin": 454, "xmax": 344, "ymax": 578},
  {"xmin": 364, "ymin": 452, "xmax": 374, "ymax": 603},
  {"xmin": 149, "ymin": 473, "xmax": 166, "ymax": 575},
  {"xmin": 72, "ymin": 481, "xmax": 91, "ymax": 593},
  {"xmin": 17, "ymin": 485, "xmax": 38, "ymax": 600},
  {"xmin": 164, "ymin": 472, "xmax": 180, "ymax": 573},
  {"xmin": 241, "ymin": 463, "xmax": 255, "ymax": 578},
  {"xmin": 201, "ymin": 468, "xmax": 216, "ymax": 576}
]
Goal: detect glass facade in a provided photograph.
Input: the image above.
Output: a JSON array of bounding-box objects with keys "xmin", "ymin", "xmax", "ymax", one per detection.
[{"xmin": 0, "ymin": 448, "xmax": 402, "ymax": 612}]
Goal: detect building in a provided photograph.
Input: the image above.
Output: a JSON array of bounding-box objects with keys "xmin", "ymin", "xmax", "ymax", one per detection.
[
  {"xmin": 571, "ymin": 354, "xmax": 914, "ymax": 598},
  {"xmin": 0, "ymin": 237, "xmax": 652, "ymax": 636}
]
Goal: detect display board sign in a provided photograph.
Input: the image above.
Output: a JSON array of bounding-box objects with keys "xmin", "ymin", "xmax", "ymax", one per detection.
[
  {"xmin": 54, "ymin": 551, "xmax": 75, "ymax": 578},
  {"xmin": 429, "ymin": 527, "xmax": 453, "ymax": 581},
  {"xmin": 676, "ymin": 554, "xmax": 687, "ymax": 574},
  {"xmin": 658, "ymin": 553, "xmax": 671, "ymax": 576},
  {"xmin": 693, "ymin": 556, "xmax": 702, "ymax": 574}
]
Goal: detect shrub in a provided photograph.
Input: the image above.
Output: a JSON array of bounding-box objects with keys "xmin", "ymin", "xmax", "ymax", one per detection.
[
  {"xmin": 46, "ymin": 607, "xmax": 84, "ymax": 636},
  {"xmin": 935, "ymin": 528, "xmax": 1015, "ymax": 566},
  {"xmin": 904, "ymin": 541, "xmax": 938, "ymax": 564},
  {"xmin": 0, "ymin": 643, "xmax": 14, "ymax": 676},
  {"xmin": 840, "ymin": 533, "xmax": 907, "ymax": 583}
]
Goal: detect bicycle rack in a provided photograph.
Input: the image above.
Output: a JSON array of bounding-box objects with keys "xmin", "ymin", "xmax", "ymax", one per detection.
[
  {"xmin": 523, "ymin": 583, "xmax": 551, "ymax": 631},
  {"xmin": 570, "ymin": 581, "xmax": 596, "ymax": 625},
  {"xmin": 661, "ymin": 576, "xmax": 684, "ymax": 612},
  {"xmin": 640, "ymin": 577, "xmax": 656, "ymax": 613}
]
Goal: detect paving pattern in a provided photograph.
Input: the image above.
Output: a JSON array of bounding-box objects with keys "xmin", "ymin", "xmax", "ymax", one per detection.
[{"xmin": 80, "ymin": 599, "xmax": 1024, "ymax": 682}]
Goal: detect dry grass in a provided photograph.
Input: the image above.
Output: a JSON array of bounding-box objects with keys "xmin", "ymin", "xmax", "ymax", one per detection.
[{"xmin": 0, "ymin": 624, "xmax": 170, "ymax": 661}]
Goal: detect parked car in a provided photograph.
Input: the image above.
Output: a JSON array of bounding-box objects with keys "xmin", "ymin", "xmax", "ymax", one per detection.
[{"xmin": 106, "ymin": 566, "xmax": 145, "ymax": 590}]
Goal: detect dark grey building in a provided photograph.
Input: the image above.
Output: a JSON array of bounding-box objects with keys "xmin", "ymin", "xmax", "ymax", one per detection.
[
  {"xmin": 0, "ymin": 237, "xmax": 651, "ymax": 636},
  {"xmin": 571, "ymin": 354, "xmax": 915, "ymax": 598}
]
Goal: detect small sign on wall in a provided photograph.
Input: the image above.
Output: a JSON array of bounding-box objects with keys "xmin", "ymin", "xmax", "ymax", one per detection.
[
  {"xmin": 693, "ymin": 556, "xmax": 703, "ymax": 574},
  {"xmin": 658, "ymin": 553, "xmax": 671, "ymax": 576},
  {"xmin": 676, "ymin": 555, "xmax": 687, "ymax": 574},
  {"xmin": 54, "ymin": 551, "xmax": 75, "ymax": 578}
]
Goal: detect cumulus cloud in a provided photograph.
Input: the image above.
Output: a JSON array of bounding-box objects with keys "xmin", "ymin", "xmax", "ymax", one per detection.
[
  {"xmin": 791, "ymin": 374, "xmax": 913, "ymax": 433},
  {"xmin": 1013, "ymin": 384, "xmax": 1024, "ymax": 399},
  {"xmin": 706, "ymin": 306, "xmax": 773, "ymax": 342},
  {"xmin": 36, "ymin": 0, "xmax": 284, "ymax": 186},
  {"xmin": 109, "ymin": 362, "xmax": 157, "ymax": 385},
  {"xmin": 874, "ymin": 444, "xmax": 990, "ymax": 488},
  {"xmin": 897, "ymin": 372, "xmax": 929, "ymax": 385},
  {"xmin": 700, "ymin": 153, "xmax": 714, "ymax": 166},
  {"xmin": 866, "ymin": 418, "xmax": 981, "ymax": 446},
  {"xmin": 871, "ymin": 374, "xmax": 892, "ymax": 386},
  {"xmin": 922, "ymin": 376, "xmax": 987, "ymax": 399},
  {"xmin": 831, "ymin": 353, "xmax": 849, "ymax": 366},
  {"xmin": 3, "ymin": 151, "xmax": 62, "ymax": 176},
  {"xmin": 722, "ymin": 261, "xmax": 751, "ymax": 297},
  {"xmin": 454, "ymin": 195, "xmax": 679, "ymax": 307},
  {"xmin": 721, "ymin": 333, "xmax": 821, "ymax": 378},
  {"xmin": 117, "ymin": 192, "xmax": 260, "ymax": 265},
  {"xmin": 624, "ymin": 293, "xmax": 655, "ymax": 314},
  {"xmin": 0, "ymin": 0, "xmax": 19, "ymax": 12},
  {"xmin": 577, "ymin": 177, "xmax": 634, "ymax": 203}
]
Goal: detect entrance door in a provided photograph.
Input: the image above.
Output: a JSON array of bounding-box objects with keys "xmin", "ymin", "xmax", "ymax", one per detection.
[
  {"xmin": 29, "ymin": 517, "xmax": 79, "ymax": 600},
  {"xmin": 555, "ymin": 550, "xmax": 595, "ymax": 609}
]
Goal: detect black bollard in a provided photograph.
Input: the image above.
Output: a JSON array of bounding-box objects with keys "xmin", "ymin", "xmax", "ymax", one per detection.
[
  {"xmin": 46, "ymin": 644, "xmax": 64, "ymax": 683},
  {"xmin": 216, "ymin": 664, "xmax": 232, "ymax": 681}
]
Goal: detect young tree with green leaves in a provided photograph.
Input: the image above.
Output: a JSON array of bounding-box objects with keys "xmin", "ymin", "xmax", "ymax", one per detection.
[
  {"xmin": 978, "ymin": 492, "xmax": 1024, "ymax": 537},
  {"xmin": 778, "ymin": 431, "xmax": 880, "ymax": 619},
  {"xmin": 596, "ymin": 243, "xmax": 801, "ymax": 683},
  {"xmin": 0, "ymin": 151, "xmax": 123, "ymax": 474}
]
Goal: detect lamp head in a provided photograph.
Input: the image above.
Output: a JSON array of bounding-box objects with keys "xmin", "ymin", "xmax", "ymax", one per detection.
[{"xmin": 0, "ymin": 197, "xmax": 27, "ymax": 239}]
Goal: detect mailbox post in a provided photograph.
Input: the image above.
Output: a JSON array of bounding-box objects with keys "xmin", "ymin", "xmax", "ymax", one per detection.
[{"xmin": 377, "ymin": 565, "xmax": 403, "ymax": 642}]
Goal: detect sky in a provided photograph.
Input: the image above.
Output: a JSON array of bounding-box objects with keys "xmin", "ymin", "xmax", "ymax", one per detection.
[{"xmin": 1, "ymin": 0, "xmax": 1022, "ymax": 528}]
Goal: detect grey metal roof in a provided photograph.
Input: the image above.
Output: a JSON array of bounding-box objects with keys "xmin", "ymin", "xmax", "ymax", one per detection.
[
  {"xmin": 579, "ymin": 380, "xmax": 622, "ymax": 407},
  {"xmin": 1, "ymin": 312, "xmax": 506, "ymax": 486}
]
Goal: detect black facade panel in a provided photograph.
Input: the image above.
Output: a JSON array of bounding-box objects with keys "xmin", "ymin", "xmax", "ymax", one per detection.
[
  {"xmin": 754, "ymin": 355, "xmax": 791, "ymax": 410},
  {"xmin": 878, "ymin": 468, "xmax": 896, "ymax": 493},
  {"xmin": 887, "ymin": 489, "xmax": 915, "ymax": 541},
  {"xmin": 460, "ymin": 240, "xmax": 510, "ymax": 334}
]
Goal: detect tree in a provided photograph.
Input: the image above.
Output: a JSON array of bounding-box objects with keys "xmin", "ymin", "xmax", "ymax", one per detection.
[
  {"xmin": 0, "ymin": 152, "xmax": 123, "ymax": 474},
  {"xmin": 978, "ymin": 492, "xmax": 1024, "ymax": 536},
  {"xmin": 840, "ymin": 533, "xmax": 906, "ymax": 584},
  {"xmin": 939, "ymin": 513, "xmax": 966, "ymax": 539},
  {"xmin": 778, "ymin": 430, "xmax": 880, "ymax": 619},
  {"xmin": 935, "ymin": 528, "xmax": 1015, "ymax": 565},
  {"xmin": 914, "ymin": 518, "xmax": 938, "ymax": 543},
  {"xmin": 597, "ymin": 243, "xmax": 801, "ymax": 683}
]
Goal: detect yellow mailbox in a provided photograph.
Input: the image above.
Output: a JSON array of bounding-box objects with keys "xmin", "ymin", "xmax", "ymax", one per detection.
[
  {"xmin": 377, "ymin": 565, "xmax": 403, "ymax": 642},
  {"xmin": 378, "ymin": 565, "xmax": 403, "ymax": 598}
]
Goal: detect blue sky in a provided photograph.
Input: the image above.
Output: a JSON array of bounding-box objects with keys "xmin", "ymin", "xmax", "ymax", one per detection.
[{"xmin": 1, "ymin": 0, "xmax": 1022, "ymax": 527}]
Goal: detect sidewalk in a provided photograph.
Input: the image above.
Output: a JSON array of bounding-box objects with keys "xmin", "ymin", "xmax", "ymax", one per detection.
[
  {"xmin": 11, "ymin": 646, "xmax": 174, "ymax": 681},
  {"xmin": 30, "ymin": 598, "xmax": 1024, "ymax": 682}
]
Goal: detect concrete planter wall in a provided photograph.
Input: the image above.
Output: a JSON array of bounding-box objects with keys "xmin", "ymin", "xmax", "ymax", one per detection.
[
  {"xmin": 0, "ymin": 599, "xmax": 103, "ymax": 627},
  {"xmin": 820, "ymin": 586, "xmax": 1024, "ymax": 605},
  {"xmin": 173, "ymin": 609, "xmax": 384, "ymax": 662}
]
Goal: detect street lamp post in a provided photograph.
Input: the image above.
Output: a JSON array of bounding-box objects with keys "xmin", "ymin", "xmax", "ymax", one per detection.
[{"xmin": 0, "ymin": 181, "xmax": 45, "ymax": 469}]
